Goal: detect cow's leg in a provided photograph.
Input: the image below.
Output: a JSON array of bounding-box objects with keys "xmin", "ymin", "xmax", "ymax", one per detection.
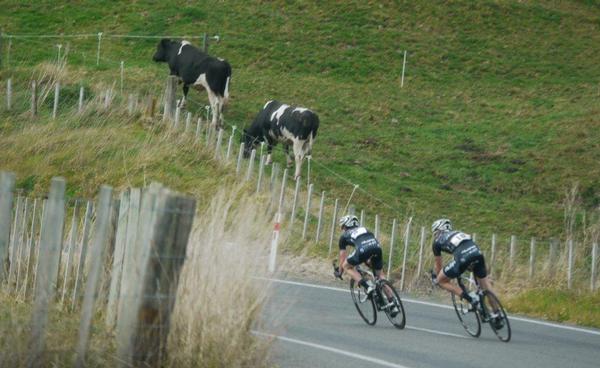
[
  {"xmin": 292, "ymin": 139, "xmax": 305, "ymax": 180},
  {"xmin": 179, "ymin": 85, "xmax": 189, "ymax": 109},
  {"xmin": 266, "ymin": 143, "xmax": 274, "ymax": 165},
  {"xmin": 284, "ymin": 145, "xmax": 293, "ymax": 168},
  {"xmin": 216, "ymin": 96, "xmax": 225, "ymax": 129},
  {"xmin": 206, "ymin": 89, "xmax": 219, "ymax": 130}
]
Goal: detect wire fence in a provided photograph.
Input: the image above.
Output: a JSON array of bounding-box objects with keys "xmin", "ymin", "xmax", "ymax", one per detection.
[{"xmin": 0, "ymin": 32, "xmax": 598, "ymax": 296}]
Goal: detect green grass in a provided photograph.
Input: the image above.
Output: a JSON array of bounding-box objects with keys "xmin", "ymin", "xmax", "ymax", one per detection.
[
  {"xmin": 505, "ymin": 288, "xmax": 600, "ymax": 328},
  {"xmin": 0, "ymin": 1, "xmax": 599, "ymax": 237}
]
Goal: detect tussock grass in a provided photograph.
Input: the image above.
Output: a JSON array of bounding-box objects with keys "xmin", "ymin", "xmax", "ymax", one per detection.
[{"xmin": 168, "ymin": 186, "xmax": 277, "ymax": 367}]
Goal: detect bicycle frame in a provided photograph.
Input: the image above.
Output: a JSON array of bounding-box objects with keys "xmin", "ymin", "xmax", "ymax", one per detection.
[{"xmin": 456, "ymin": 273, "xmax": 493, "ymax": 323}]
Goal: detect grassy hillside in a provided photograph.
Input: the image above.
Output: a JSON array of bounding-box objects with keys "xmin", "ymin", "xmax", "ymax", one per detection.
[{"xmin": 1, "ymin": 0, "xmax": 599, "ymax": 237}]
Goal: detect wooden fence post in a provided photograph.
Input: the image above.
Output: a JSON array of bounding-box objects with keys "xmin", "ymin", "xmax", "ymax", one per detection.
[
  {"xmin": 360, "ymin": 210, "xmax": 365, "ymax": 227},
  {"xmin": 185, "ymin": 112, "xmax": 192, "ymax": 133},
  {"xmin": 0, "ymin": 171, "xmax": 16, "ymax": 282},
  {"xmin": 22, "ymin": 198, "xmax": 39, "ymax": 298},
  {"xmin": 315, "ymin": 191, "xmax": 325, "ymax": 243},
  {"xmin": 6, "ymin": 78, "xmax": 12, "ymax": 110},
  {"xmin": 386, "ymin": 219, "xmax": 397, "ymax": 277},
  {"xmin": 268, "ymin": 169, "xmax": 288, "ymax": 273},
  {"xmin": 567, "ymin": 239, "xmax": 574, "ymax": 289},
  {"xmin": 71, "ymin": 201, "xmax": 93, "ymax": 310},
  {"xmin": 400, "ymin": 217, "xmax": 412, "ymax": 291},
  {"xmin": 416, "ymin": 226, "xmax": 425, "ymax": 279},
  {"xmin": 490, "ymin": 233, "xmax": 496, "ymax": 276},
  {"xmin": 7, "ymin": 195, "xmax": 23, "ymax": 287},
  {"xmin": 328, "ymin": 198, "xmax": 339, "ymax": 255},
  {"xmin": 195, "ymin": 117, "xmax": 203, "ymax": 139},
  {"xmin": 116, "ymin": 185, "xmax": 196, "ymax": 367},
  {"xmin": 214, "ymin": 128, "xmax": 224, "ymax": 159},
  {"xmin": 302, "ymin": 184, "xmax": 314, "ymax": 240},
  {"xmin": 529, "ymin": 237, "xmax": 536, "ymax": 279},
  {"xmin": 290, "ymin": 177, "xmax": 301, "ymax": 225},
  {"xmin": 14, "ymin": 198, "xmax": 30, "ymax": 293},
  {"xmin": 163, "ymin": 76, "xmax": 177, "ymax": 123},
  {"xmin": 236, "ymin": 143, "xmax": 245, "ymax": 176},
  {"xmin": 256, "ymin": 155, "xmax": 265, "ymax": 193},
  {"xmin": 27, "ymin": 177, "xmax": 66, "ymax": 368},
  {"xmin": 245, "ymin": 149, "xmax": 256, "ymax": 182},
  {"xmin": 592, "ymin": 242, "xmax": 597, "ymax": 291},
  {"xmin": 173, "ymin": 106, "xmax": 181, "ymax": 130},
  {"xmin": 75, "ymin": 185, "xmax": 113, "ymax": 368},
  {"xmin": 78, "ymin": 86, "xmax": 84, "ymax": 113},
  {"xmin": 509, "ymin": 235, "xmax": 516, "ymax": 269},
  {"xmin": 269, "ymin": 163, "xmax": 281, "ymax": 213},
  {"xmin": 52, "ymin": 82, "xmax": 60, "ymax": 119},
  {"xmin": 106, "ymin": 190, "xmax": 130, "ymax": 329},
  {"xmin": 548, "ymin": 238, "xmax": 558, "ymax": 278},
  {"xmin": 60, "ymin": 200, "xmax": 81, "ymax": 305},
  {"xmin": 225, "ymin": 126, "xmax": 236, "ymax": 161},
  {"xmin": 31, "ymin": 80, "xmax": 37, "ymax": 116},
  {"xmin": 374, "ymin": 214, "xmax": 380, "ymax": 239},
  {"xmin": 116, "ymin": 188, "xmax": 141, "ymax": 325}
]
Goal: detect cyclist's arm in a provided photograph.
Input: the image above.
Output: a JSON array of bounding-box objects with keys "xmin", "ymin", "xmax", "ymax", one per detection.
[
  {"xmin": 434, "ymin": 256, "xmax": 443, "ymax": 275},
  {"xmin": 338, "ymin": 249, "xmax": 347, "ymax": 273}
]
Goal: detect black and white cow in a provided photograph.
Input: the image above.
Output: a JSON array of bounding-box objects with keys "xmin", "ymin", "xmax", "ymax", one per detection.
[
  {"xmin": 152, "ymin": 39, "xmax": 232, "ymax": 128},
  {"xmin": 243, "ymin": 100, "xmax": 319, "ymax": 179}
]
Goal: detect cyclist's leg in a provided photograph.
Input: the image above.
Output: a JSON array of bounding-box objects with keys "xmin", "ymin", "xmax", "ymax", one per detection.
[
  {"xmin": 473, "ymin": 255, "xmax": 501, "ymax": 312},
  {"xmin": 342, "ymin": 259, "xmax": 362, "ymax": 284},
  {"xmin": 343, "ymin": 250, "xmax": 370, "ymax": 290},
  {"xmin": 437, "ymin": 260, "xmax": 465, "ymax": 298}
]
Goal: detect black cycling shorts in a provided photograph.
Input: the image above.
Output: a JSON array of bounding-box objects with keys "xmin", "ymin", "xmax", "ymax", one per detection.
[
  {"xmin": 347, "ymin": 245, "xmax": 383, "ymax": 270},
  {"xmin": 443, "ymin": 242, "xmax": 487, "ymax": 279}
]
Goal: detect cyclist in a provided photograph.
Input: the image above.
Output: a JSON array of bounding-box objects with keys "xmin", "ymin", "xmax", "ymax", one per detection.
[
  {"xmin": 430, "ymin": 218, "xmax": 504, "ymax": 329},
  {"xmin": 334, "ymin": 214, "xmax": 399, "ymax": 316}
]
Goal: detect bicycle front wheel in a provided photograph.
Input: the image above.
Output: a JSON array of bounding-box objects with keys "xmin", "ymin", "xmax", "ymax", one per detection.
[
  {"xmin": 451, "ymin": 293, "xmax": 481, "ymax": 337},
  {"xmin": 482, "ymin": 290, "xmax": 511, "ymax": 342},
  {"xmin": 379, "ymin": 280, "xmax": 406, "ymax": 329},
  {"xmin": 350, "ymin": 279, "xmax": 377, "ymax": 326}
]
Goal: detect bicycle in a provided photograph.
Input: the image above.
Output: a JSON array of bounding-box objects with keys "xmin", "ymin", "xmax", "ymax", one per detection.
[
  {"xmin": 333, "ymin": 260, "xmax": 406, "ymax": 329},
  {"xmin": 430, "ymin": 270, "xmax": 511, "ymax": 342}
]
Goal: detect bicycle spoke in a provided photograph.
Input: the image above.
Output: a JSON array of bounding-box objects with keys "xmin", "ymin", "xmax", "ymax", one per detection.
[
  {"xmin": 452, "ymin": 293, "xmax": 481, "ymax": 337},
  {"xmin": 482, "ymin": 291, "xmax": 511, "ymax": 342},
  {"xmin": 350, "ymin": 279, "xmax": 377, "ymax": 326},
  {"xmin": 380, "ymin": 280, "xmax": 406, "ymax": 329}
]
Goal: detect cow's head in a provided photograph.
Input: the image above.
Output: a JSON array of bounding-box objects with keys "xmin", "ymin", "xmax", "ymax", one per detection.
[
  {"xmin": 152, "ymin": 39, "xmax": 174, "ymax": 62},
  {"xmin": 242, "ymin": 129, "xmax": 259, "ymax": 158}
]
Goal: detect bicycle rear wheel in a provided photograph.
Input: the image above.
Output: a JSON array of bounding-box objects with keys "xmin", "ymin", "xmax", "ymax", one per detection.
[
  {"xmin": 379, "ymin": 280, "xmax": 406, "ymax": 329},
  {"xmin": 451, "ymin": 293, "xmax": 481, "ymax": 337},
  {"xmin": 481, "ymin": 290, "xmax": 511, "ymax": 342},
  {"xmin": 350, "ymin": 279, "xmax": 377, "ymax": 325}
]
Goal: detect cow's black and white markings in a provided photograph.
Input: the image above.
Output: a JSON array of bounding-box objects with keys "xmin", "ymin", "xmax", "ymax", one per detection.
[
  {"xmin": 243, "ymin": 100, "xmax": 319, "ymax": 179},
  {"xmin": 153, "ymin": 39, "xmax": 231, "ymax": 128}
]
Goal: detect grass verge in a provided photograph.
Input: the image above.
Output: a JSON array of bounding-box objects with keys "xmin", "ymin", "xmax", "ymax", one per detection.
[{"xmin": 504, "ymin": 288, "xmax": 600, "ymax": 329}]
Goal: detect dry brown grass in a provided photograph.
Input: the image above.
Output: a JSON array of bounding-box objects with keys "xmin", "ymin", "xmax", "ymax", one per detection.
[{"xmin": 167, "ymin": 186, "xmax": 277, "ymax": 368}]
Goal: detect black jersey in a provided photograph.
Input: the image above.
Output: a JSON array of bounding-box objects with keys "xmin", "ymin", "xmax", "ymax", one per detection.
[
  {"xmin": 339, "ymin": 226, "xmax": 380, "ymax": 251},
  {"xmin": 432, "ymin": 230, "xmax": 474, "ymax": 256}
]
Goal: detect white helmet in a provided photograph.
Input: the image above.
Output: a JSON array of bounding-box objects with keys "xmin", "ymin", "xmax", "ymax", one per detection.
[
  {"xmin": 339, "ymin": 214, "xmax": 359, "ymax": 229},
  {"xmin": 431, "ymin": 218, "xmax": 452, "ymax": 233}
]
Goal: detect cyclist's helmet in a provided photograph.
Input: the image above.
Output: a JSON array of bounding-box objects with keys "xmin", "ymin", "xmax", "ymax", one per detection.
[
  {"xmin": 339, "ymin": 214, "xmax": 359, "ymax": 229},
  {"xmin": 431, "ymin": 218, "xmax": 452, "ymax": 233}
]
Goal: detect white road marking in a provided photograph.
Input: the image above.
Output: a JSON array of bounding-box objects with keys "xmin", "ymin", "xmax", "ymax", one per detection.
[
  {"xmin": 261, "ymin": 277, "xmax": 600, "ymax": 336},
  {"xmin": 252, "ymin": 330, "xmax": 414, "ymax": 368},
  {"xmin": 406, "ymin": 326, "xmax": 468, "ymax": 339}
]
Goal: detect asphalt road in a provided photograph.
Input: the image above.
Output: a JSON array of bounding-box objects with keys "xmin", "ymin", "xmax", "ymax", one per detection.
[{"xmin": 256, "ymin": 278, "xmax": 600, "ymax": 368}]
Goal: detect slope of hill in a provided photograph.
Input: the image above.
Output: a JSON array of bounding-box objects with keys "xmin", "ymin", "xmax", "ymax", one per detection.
[{"xmin": 1, "ymin": 0, "xmax": 599, "ymax": 237}]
